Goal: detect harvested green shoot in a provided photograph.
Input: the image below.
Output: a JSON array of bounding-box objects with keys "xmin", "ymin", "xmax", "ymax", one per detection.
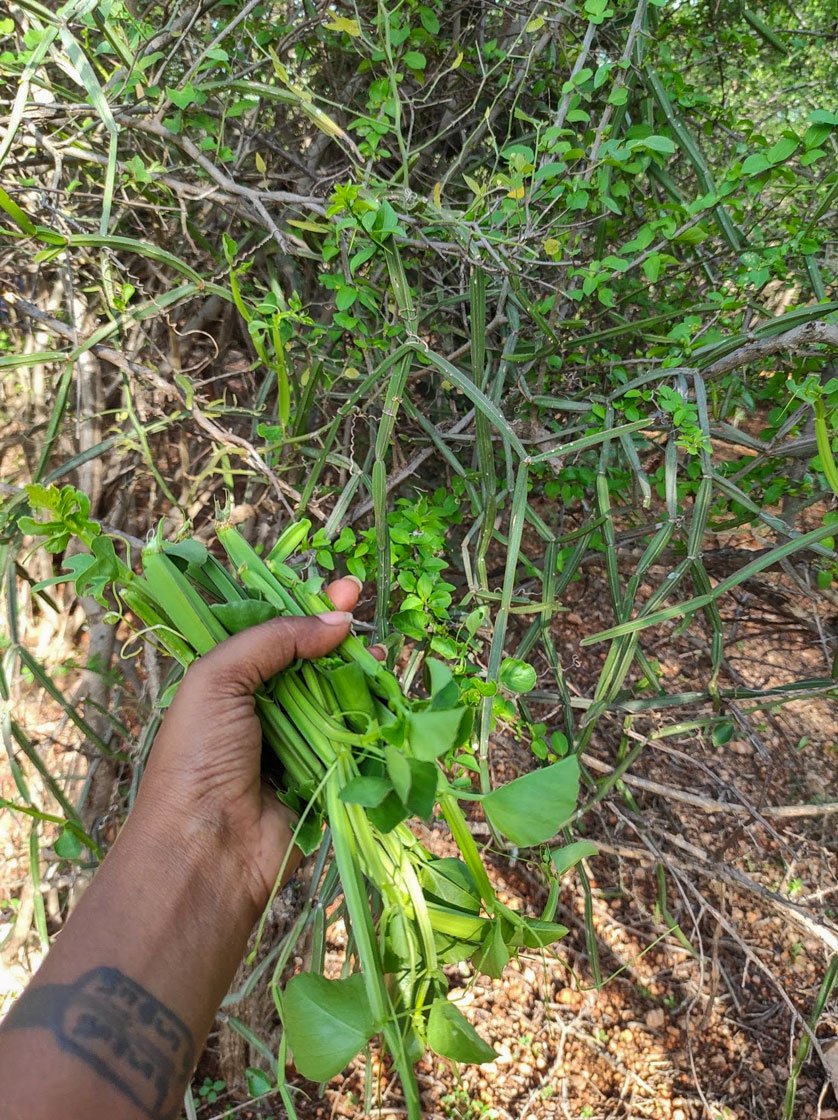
[{"xmin": 30, "ymin": 493, "xmax": 580, "ymax": 1119}]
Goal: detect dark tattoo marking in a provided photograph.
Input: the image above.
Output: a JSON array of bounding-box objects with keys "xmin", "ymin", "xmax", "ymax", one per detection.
[{"xmin": 0, "ymin": 967, "xmax": 195, "ymax": 1119}]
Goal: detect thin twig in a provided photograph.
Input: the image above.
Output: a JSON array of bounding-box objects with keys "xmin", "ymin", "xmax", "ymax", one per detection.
[
  {"xmin": 581, "ymin": 753, "xmax": 838, "ymax": 818},
  {"xmin": 701, "ymin": 320, "xmax": 838, "ymax": 381}
]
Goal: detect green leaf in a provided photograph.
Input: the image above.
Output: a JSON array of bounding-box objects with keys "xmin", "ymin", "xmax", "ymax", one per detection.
[
  {"xmin": 209, "ymin": 600, "xmax": 276, "ymax": 633},
  {"xmin": 515, "ymin": 917, "xmax": 569, "ymax": 948},
  {"xmin": 593, "ymin": 62, "xmax": 612, "ymax": 89},
  {"xmin": 712, "ymin": 720, "xmax": 735, "ymax": 746},
  {"xmin": 166, "ymin": 83, "xmax": 202, "ymax": 109},
  {"xmin": 643, "ymin": 253, "xmax": 663, "ymax": 283},
  {"xmin": 163, "ymin": 539, "xmax": 210, "ymax": 565},
  {"xmin": 550, "ymin": 839, "xmax": 598, "ymax": 876},
  {"xmin": 628, "ymin": 135, "xmax": 676, "ymax": 154},
  {"xmin": 379, "ymin": 713, "xmax": 408, "ymax": 750},
  {"xmin": 292, "ymin": 812, "xmax": 325, "ymax": 856},
  {"xmin": 766, "ymin": 136, "xmax": 797, "ymax": 163},
  {"xmin": 424, "ymin": 657, "xmax": 454, "ymax": 699},
  {"xmin": 482, "ymin": 757, "xmax": 580, "ymax": 846},
  {"xmin": 245, "ymin": 1067, "xmax": 273, "ymax": 1097},
  {"xmin": 473, "ymin": 919, "xmax": 509, "ymax": 979},
  {"xmin": 385, "ymin": 743, "xmax": 412, "ymax": 804},
  {"xmin": 742, "ymin": 152, "xmax": 771, "ymax": 176},
  {"xmin": 464, "ymin": 606, "xmax": 489, "ymax": 635},
  {"xmin": 405, "ymin": 758, "xmax": 439, "ymax": 819},
  {"xmin": 420, "ymin": 858, "xmax": 481, "ymax": 912},
  {"xmin": 583, "ymin": 0, "xmax": 611, "ymax": 21},
  {"xmin": 420, "ymin": 6, "xmax": 440, "ymax": 33},
  {"xmin": 54, "ymin": 827, "xmax": 83, "ymax": 860},
  {"xmin": 283, "ymin": 973, "xmax": 378, "ymax": 1081},
  {"xmin": 367, "ymin": 790, "xmax": 409, "ymax": 833},
  {"xmin": 324, "ymin": 15, "xmax": 361, "ymax": 36},
  {"xmin": 0, "ymin": 186, "xmax": 36, "ymax": 234},
  {"xmin": 336, "ymin": 285, "xmax": 357, "ymax": 311},
  {"xmin": 408, "ymin": 707, "xmax": 467, "ymax": 760},
  {"xmin": 431, "ymin": 682, "xmax": 460, "ymax": 711},
  {"xmin": 427, "ymin": 999, "xmax": 496, "ymax": 1064},
  {"xmin": 25, "ymin": 483, "xmax": 63, "ymax": 513},
  {"xmin": 403, "ymin": 50, "xmax": 427, "ymax": 70},
  {"xmin": 349, "ymin": 243, "xmax": 377, "ymax": 273},
  {"xmin": 498, "ymin": 658, "xmax": 537, "ymax": 693},
  {"xmin": 339, "ymin": 775, "xmax": 393, "ymax": 808}
]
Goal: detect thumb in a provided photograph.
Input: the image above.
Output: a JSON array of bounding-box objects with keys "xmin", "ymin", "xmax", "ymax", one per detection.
[{"xmin": 190, "ymin": 611, "xmax": 353, "ymax": 696}]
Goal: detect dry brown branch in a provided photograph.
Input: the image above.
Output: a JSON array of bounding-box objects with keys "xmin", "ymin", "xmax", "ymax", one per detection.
[
  {"xmin": 2, "ymin": 291, "xmax": 158, "ymax": 382},
  {"xmin": 187, "ymin": 403, "xmax": 306, "ymax": 518},
  {"xmin": 3, "ymin": 293, "xmax": 310, "ymax": 516},
  {"xmin": 114, "ymin": 114, "xmax": 323, "ymax": 253},
  {"xmin": 595, "ymin": 831, "xmax": 838, "ymax": 956},
  {"xmin": 701, "ymin": 320, "xmax": 838, "ymax": 380},
  {"xmin": 581, "ymin": 753, "xmax": 838, "ymax": 818},
  {"xmin": 602, "ymin": 810, "xmax": 836, "ymax": 1071}
]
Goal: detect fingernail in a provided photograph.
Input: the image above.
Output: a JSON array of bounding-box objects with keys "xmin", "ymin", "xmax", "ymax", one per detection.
[
  {"xmin": 344, "ymin": 574, "xmax": 363, "ymax": 591},
  {"xmin": 316, "ymin": 610, "xmax": 353, "ymax": 627}
]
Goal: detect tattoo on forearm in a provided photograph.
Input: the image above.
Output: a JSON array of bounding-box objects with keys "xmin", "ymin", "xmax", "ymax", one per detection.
[{"xmin": 0, "ymin": 967, "xmax": 195, "ymax": 1119}]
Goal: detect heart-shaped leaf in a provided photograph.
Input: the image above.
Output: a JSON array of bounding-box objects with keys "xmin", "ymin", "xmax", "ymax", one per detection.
[
  {"xmin": 385, "ymin": 744, "xmax": 412, "ymax": 804},
  {"xmin": 245, "ymin": 1067, "xmax": 272, "ymax": 1097},
  {"xmin": 283, "ymin": 973, "xmax": 378, "ymax": 1082},
  {"xmin": 367, "ymin": 791, "xmax": 409, "ymax": 833},
  {"xmin": 405, "ymin": 758, "xmax": 439, "ymax": 819},
  {"xmin": 420, "ymin": 858, "xmax": 481, "ymax": 912},
  {"xmin": 424, "ymin": 657, "xmax": 454, "ymax": 696},
  {"xmin": 210, "ymin": 599, "xmax": 276, "ymax": 633},
  {"xmin": 473, "ymin": 919, "xmax": 510, "ymax": 980},
  {"xmin": 340, "ymin": 775, "xmax": 393, "ymax": 808},
  {"xmin": 482, "ymin": 756, "xmax": 579, "ymax": 847},
  {"xmin": 54, "ymin": 827, "xmax": 83, "ymax": 860},
  {"xmin": 409, "ymin": 707, "xmax": 467, "ymax": 760},
  {"xmin": 424, "ymin": 657, "xmax": 460, "ymax": 708},
  {"xmin": 427, "ymin": 999, "xmax": 496, "ymax": 1064},
  {"xmin": 550, "ymin": 839, "xmax": 598, "ymax": 877},
  {"xmin": 498, "ymin": 657, "xmax": 537, "ymax": 693}
]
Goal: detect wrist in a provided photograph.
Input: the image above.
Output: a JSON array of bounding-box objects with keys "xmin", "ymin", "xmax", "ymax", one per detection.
[{"xmin": 123, "ymin": 794, "xmax": 264, "ymax": 928}]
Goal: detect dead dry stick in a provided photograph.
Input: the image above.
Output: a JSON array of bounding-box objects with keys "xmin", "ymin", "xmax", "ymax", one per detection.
[
  {"xmin": 3, "ymin": 295, "xmax": 315, "ymax": 520},
  {"xmin": 594, "ymin": 832, "xmax": 838, "ymax": 956},
  {"xmin": 187, "ymin": 403, "xmax": 301, "ymax": 518},
  {"xmin": 701, "ymin": 320, "xmax": 838, "ymax": 381},
  {"xmin": 603, "ymin": 812, "xmax": 836, "ymax": 1075},
  {"xmin": 3, "ymin": 290, "xmax": 175, "ymax": 396},
  {"xmin": 581, "ymin": 753, "xmax": 838, "ymax": 818}
]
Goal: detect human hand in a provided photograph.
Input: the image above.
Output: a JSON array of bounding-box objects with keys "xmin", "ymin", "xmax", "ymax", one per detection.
[{"xmin": 131, "ymin": 577, "xmax": 363, "ymax": 915}]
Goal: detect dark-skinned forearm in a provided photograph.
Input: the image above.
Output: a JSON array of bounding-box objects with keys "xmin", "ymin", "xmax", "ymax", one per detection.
[
  {"xmin": 0, "ymin": 809, "xmax": 262, "ymax": 1120},
  {"xmin": 0, "ymin": 596, "xmax": 355, "ymax": 1120}
]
